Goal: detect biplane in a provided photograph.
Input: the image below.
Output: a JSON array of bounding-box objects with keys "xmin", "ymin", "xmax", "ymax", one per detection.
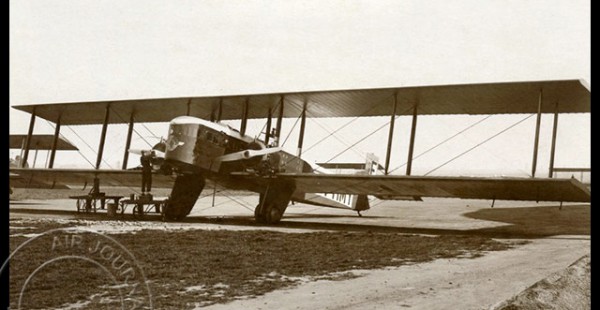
[{"xmin": 9, "ymin": 79, "xmax": 591, "ymax": 223}]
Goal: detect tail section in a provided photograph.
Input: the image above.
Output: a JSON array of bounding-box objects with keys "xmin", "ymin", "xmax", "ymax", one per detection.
[
  {"xmin": 304, "ymin": 153, "xmax": 380, "ymax": 212},
  {"xmin": 350, "ymin": 153, "xmax": 380, "ymax": 212}
]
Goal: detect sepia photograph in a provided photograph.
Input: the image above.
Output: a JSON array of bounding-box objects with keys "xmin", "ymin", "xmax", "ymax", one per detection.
[{"xmin": 8, "ymin": 1, "xmax": 590, "ymax": 309}]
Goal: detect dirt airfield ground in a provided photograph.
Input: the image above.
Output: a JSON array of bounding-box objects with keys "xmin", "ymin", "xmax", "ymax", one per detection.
[{"xmin": 8, "ymin": 189, "xmax": 590, "ymax": 309}]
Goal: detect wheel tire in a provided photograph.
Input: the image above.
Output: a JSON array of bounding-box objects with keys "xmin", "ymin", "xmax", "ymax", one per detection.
[
  {"xmin": 264, "ymin": 203, "xmax": 283, "ymax": 224},
  {"xmin": 254, "ymin": 204, "xmax": 266, "ymax": 224}
]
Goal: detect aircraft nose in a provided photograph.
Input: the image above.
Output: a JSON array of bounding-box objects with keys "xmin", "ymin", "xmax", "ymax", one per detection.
[{"xmin": 165, "ymin": 136, "xmax": 185, "ymax": 151}]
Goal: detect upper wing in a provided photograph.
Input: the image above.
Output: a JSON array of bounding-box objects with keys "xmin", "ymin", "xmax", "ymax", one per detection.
[
  {"xmin": 266, "ymin": 173, "xmax": 591, "ymax": 203},
  {"xmin": 9, "ymin": 168, "xmax": 176, "ymax": 189},
  {"xmin": 12, "ymin": 80, "xmax": 590, "ymax": 125}
]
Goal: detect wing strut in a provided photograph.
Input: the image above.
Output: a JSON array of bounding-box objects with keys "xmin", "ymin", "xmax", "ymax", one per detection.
[
  {"xmin": 531, "ymin": 89, "xmax": 543, "ymax": 177},
  {"xmin": 31, "ymin": 148, "xmax": 39, "ymax": 168},
  {"xmin": 48, "ymin": 114, "xmax": 61, "ymax": 168},
  {"xmin": 384, "ymin": 93, "xmax": 398, "ymax": 175},
  {"xmin": 296, "ymin": 100, "xmax": 307, "ymax": 157},
  {"xmin": 211, "ymin": 99, "xmax": 223, "ymax": 122},
  {"xmin": 240, "ymin": 98, "xmax": 249, "ymax": 136},
  {"xmin": 122, "ymin": 113, "xmax": 135, "ymax": 169},
  {"xmin": 95, "ymin": 104, "xmax": 110, "ymax": 169},
  {"xmin": 44, "ymin": 148, "xmax": 51, "ymax": 168},
  {"xmin": 217, "ymin": 99, "xmax": 223, "ymax": 122},
  {"xmin": 274, "ymin": 96, "xmax": 284, "ymax": 146},
  {"xmin": 265, "ymin": 107, "xmax": 272, "ymax": 146},
  {"xmin": 22, "ymin": 107, "xmax": 36, "ymax": 168},
  {"xmin": 32, "ymin": 149, "xmax": 39, "ymax": 168},
  {"xmin": 548, "ymin": 101, "xmax": 559, "ymax": 178},
  {"xmin": 406, "ymin": 101, "xmax": 419, "ymax": 175}
]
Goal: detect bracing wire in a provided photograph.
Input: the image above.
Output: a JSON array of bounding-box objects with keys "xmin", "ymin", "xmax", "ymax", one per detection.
[
  {"xmin": 303, "ymin": 96, "xmax": 390, "ymax": 156},
  {"xmin": 43, "ymin": 120, "xmax": 147, "ymax": 194},
  {"xmin": 388, "ymin": 115, "xmax": 493, "ymax": 174},
  {"xmin": 301, "ymin": 93, "xmax": 395, "ymax": 156},
  {"xmin": 221, "ymin": 191, "xmax": 255, "ymax": 212},
  {"xmin": 423, "ymin": 113, "xmax": 535, "ymax": 176},
  {"xmin": 371, "ymin": 114, "xmax": 535, "ymax": 208},
  {"xmin": 325, "ymin": 105, "xmax": 414, "ymax": 163},
  {"xmin": 62, "ymin": 125, "xmax": 115, "ymax": 169},
  {"xmin": 304, "ymin": 115, "xmax": 366, "ymax": 159},
  {"xmin": 324, "ymin": 120, "xmax": 392, "ymax": 163},
  {"xmin": 281, "ymin": 112, "xmax": 302, "ymax": 147},
  {"xmin": 58, "ymin": 125, "xmax": 102, "ymax": 168},
  {"xmin": 141, "ymin": 122, "xmax": 161, "ymax": 142},
  {"xmin": 196, "ymin": 188, "xmax": 256, "ymax": 212},
  {"xmin": 110, "ymin": 109, "xmax": 154, "ymax": 148}
]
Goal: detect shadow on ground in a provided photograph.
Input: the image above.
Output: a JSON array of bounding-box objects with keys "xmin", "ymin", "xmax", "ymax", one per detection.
[{"xmin": 464, "ymin": 204, "xmax": 590, "ymax": 237}]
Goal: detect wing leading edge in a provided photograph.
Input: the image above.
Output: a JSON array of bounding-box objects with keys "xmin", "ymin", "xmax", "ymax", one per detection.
[
  {"xmin": 264, "ymin": 174, "xmax": 590, "ymax": 203},
  {"xmin": 13, "ymin": 79, "xmax": 590, "ymax": 125}
]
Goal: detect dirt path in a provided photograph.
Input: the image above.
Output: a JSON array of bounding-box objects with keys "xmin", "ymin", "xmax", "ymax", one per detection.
[{"xmin": 204, "ymin": 236, "xmax": 589, "ymax": 310}]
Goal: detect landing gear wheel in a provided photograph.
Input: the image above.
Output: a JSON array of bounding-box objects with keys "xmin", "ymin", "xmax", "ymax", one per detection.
[
  {"xmin": 254, "ymin": 203, "xmax": 266, "ymax": 224},
  {"xmin": 253, "ymin": 180, "xmax": 295, "ymax": 225},
  {"xmin": 254, "ymin": 201, "xmax": 284, "ymax": 224},
  {"xmin": 266, "ymin": 204, "xmax": 283, "ymax": 224}
]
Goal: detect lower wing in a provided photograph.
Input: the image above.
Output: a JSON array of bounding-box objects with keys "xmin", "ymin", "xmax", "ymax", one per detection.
[
  {"xmin": 265, "ymin": 173, "xmax": 590, "ymax": 203},
  {"xmin": 9, "ymin": 168, "xmax": 176, "ymax": 189}
]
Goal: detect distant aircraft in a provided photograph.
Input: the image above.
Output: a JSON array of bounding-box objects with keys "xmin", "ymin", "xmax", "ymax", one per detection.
[
  {"xmin": 9, "ymin": 79, "xmax": 591, "ymax": 223},
  {"xmin": 9, "ymin": 134, "xmax": 78, "ymax": 189}
]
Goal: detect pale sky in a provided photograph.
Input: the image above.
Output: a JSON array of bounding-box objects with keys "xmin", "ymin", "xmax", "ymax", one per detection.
[{"xmin": 9, "ymin": 0, "xmax": 590, "ymax": 176}]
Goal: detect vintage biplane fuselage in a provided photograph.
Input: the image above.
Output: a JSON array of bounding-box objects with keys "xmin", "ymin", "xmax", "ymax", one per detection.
[
  {"xmin": 160, "ymin": 116, "xmax": 365, "ymax": 223},
  {"xmin": 164, "ymin": 116, "xmax": 311, "ymax": 176}
]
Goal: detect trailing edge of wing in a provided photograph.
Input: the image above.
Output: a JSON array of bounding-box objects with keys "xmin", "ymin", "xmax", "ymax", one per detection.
[
  {"xmin": 269, "ymin": 174, "xmax": 591, "ymax": 203},
  {"xmin": 12, "ymin": 79, "xmax": 590, "ymax": 125}
]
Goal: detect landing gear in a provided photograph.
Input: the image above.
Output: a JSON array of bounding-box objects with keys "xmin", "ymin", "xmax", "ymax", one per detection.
[
  {"xmin": 254, "ymin": 180, "xmax": 295, "ymax": 225},
  {"xmin": 164, "ymin": 173, "xmax": 205, "ymax": 221}
]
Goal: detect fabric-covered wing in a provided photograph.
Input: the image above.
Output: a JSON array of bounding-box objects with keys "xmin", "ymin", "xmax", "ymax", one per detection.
[
  {"xmin": 13, "ymin": 79, "xmax": 590, "ymax": 125},
  {"xmin": 272, "ymin": 174, "xmax": 591, "ymax": 202},
  {"xmin": 9, "ymin": 168, "xmax": 176, "ymax": 189}
]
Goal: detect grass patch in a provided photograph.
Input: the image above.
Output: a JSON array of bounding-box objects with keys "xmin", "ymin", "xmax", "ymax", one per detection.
[{"xmin": 9, "ymin": 219, "xmax": 519, "ymax": 309}]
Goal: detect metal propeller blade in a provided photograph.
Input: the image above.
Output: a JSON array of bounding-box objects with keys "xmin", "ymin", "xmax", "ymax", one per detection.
[
  {"xmin": 216, "ymin": 147, "xmax": 281, "ymax": 162},
  {"xmin": 128, "ymin": 149, "xmax": 165, "ymax": 158}
]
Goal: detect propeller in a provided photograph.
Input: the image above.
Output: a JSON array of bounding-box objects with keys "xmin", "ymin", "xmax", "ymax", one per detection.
[
  {"xmin": 128, "ymin": 149, "xmax": 165, "ymax": 158},
  {"xmin": 216, "ymin": 147, "xmax": 281, "ymax": 162},
  {"xmin": 128, "ymin": 140, "xmax": 167, "ymax": 158}
]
